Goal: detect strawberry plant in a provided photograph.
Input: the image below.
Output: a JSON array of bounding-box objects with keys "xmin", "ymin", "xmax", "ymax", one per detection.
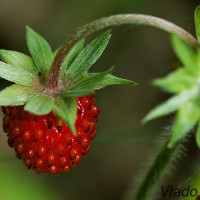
[
  {"xmin": 0, "ymin": 28, "xmax": 136, "ymax": 174},
  {"xmin": 1, "ymin": 4, "xmax": 200, "ymax": 200}
]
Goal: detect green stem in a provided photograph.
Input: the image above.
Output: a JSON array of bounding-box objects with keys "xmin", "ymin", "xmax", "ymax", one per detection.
[
  {"xmin": 125, "ymin": 139, "xmax": 181, "ymax": 200},
  {"xmin": 46, "ymin": 13, "xmax": 192, "ymax": 199},
  {"xmin": 47, "ymin": 14, "xmax": 200, "ymax": 93}
]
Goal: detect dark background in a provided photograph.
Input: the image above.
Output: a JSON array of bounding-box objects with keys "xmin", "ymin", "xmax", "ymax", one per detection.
[{"xmin": 0, "ymin": 0, "xmax": 200, "ymax": 200}]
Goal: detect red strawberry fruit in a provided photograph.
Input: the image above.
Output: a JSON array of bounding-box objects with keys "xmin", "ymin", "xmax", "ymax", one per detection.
[
  {"xmin": 2, "ymin": 95, "xmax": 98, "ymax": 174},
  {"xmin": 0, "ymin": 27, "xmax": 136, "ymax": 174}
]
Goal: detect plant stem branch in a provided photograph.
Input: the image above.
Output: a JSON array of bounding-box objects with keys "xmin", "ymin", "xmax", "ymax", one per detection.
[
  {"xmin": 126, "ymin": 139, "xmax": 181, "ymax": 200},
  {"xmin": 47, "ymin": 14, "xmax": 200, "ymax": 93},
  {"xmin": 46, "ymin": 14, "xmax": 191, "ymax": 199}
]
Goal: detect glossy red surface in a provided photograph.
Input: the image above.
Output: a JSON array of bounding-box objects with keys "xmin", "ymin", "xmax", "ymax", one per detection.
[{"xmin": 2, "ymin": 95, "xmax": 99, "ymax": 174}]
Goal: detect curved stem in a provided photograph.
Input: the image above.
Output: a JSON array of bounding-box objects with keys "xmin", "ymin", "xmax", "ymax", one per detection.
[
  {"xmin": 125, "ymin": 139, "xmax": 182, "ymax": 200},
  {"xmin": 47, "ymin": 14, "xmax": 200, "ymax": 92}
]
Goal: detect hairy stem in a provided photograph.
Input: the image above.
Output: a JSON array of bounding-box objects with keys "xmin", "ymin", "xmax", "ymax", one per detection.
[
  {"xmin": 125, "ymin": 138, "xmax": 182, "ymax": 200},
  {"xmin": 47, "ymin": 14, "xmax": 200, "ymax": 92}
]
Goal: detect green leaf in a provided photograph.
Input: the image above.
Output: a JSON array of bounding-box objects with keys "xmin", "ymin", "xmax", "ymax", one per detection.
[
  {"xmin": 82, "ymin": 73, "xmax": 137, "ymax": 89},
  {"xmin": 196, "ymin": 120, "xmax": 200, "ymax": 149},
  {"xmin": 53, "ymin": 97, "xmax": 77, "ymax": 134},
  {"xmin": 143, "ymin": 87, "xmax": 199, "ymax": 123},
  {"xmin": 26, "ymin": 26, "xmax": 53, "ymax": 75},
  {"xmin": 0, "ymin": 61, "xmax": 35, "ymax": 86},
  {"xmin": 0, "ymin": 84, "xmax": 35, "ymax": 105},
  {"xmin": 60, "ymin": 39, "xmax": 85, "ymax": 77},
  {"xmin": 66, "ymin": 31, "xmax": 111, "ymax": 81},
  {"xmin": 24, "ymin": 94, "xmax": 54, "ymax": 115},
  {"xmin": 153, "ymin": 68, "xmax": 196, "ymax": 93},
  {"xmin": 168, "ymin": 101, "xmax": 200, "ymax": 148},
  {"xmin": 195, "ymin": 5, "xmax": 200, "ymax": 41},
  {"xmin": 64, "ymin": 88, "xmax": 94, "ymax": 97},
  {"xmin": 0, "ymin": 50, "xmax": 37, "ymax": 75},
  {"xmin": 70, "ymin": 67, "xmax": 114, "ymax": 90},
  {"xmin": 171, "ymin": 34, "xmax": 198, "ymax": 75}
]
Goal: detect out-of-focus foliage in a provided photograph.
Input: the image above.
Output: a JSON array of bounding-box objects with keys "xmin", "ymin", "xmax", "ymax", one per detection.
[
  {"xmin": 183, "ymin": 167, "xmax": 200, "ymax": 200},
  {"xmin": 0, "ymin": 162, "xmax": 61, "ymax": 200},
  {"xmin": 144, "ymin": 34, "xmax": 200, "ymax": 148}
]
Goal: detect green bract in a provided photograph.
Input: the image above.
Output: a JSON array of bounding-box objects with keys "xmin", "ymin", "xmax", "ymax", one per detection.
[
  {"xmin": 0, "ymin": 27, "xmax": 136, "ymax": 135},
  {"xmin": 26, "ymin": 26, "xmax": 53, "ymax": 77},
  {"xmin": 143, "ymin": 6, "xmax": 200, "ymax": 148}
]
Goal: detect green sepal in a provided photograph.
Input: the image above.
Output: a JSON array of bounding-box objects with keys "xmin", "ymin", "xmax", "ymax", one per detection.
[
  {"xmin": 69, "ymin": 67, "xmax": 114, "ymax": 90},
  {"xmin": 168, "ymin": 100, "xmax": 200, "ymax": 148},
  {"xmin": 64, "ymin": 89, "xmax": 94, "ymax": 97},
  {"xmin": 195, "ymin": 5, "xmax": 200, "ymax": 41},
  {"xmin": 196, "ymin": 120, "xmax": 200, "ymax": 149},
  {"xmin": 82, "ymin": 73, "xmax": 137, "ymax": 89},
  {"xmin": 24, "ymin": 94, "xmax": 54, "ymax": 115},
  {"xmin": 0, "ymin": 50, "xmax": 37, "ymax": 75},
  {"xmin": 171, "ymin": 34, "xmax": 198, "ymax": 75},
  {"xmin": 66, "ymin": 30, "xmax": 111, "ymax": 81},
  {"xmin": 53, "ymin": 97, "xmax": 77, "ymax": 134},
  {"xmin": 0, "ymin": 84, "xmax": 35, "ymax": 105},
  {"xmin": 143, "ymin": 87, "xmax": 199, "ymax": 123},
  {"xmin": 64, "ymin": 67, "xmax": 136, "ymax": 97},
  {"xmin": 0, "ymin": 61, "xmax": 35, "ymax": 86},
  {"xmin": 60, "ymin": 39, "xmax": 85, "ymax": 78},
  {"xmin": 26, "ymin": 26, "xmax": 53, "ymax": 76},
  {"xmin": 153, "ymin": 68, "xmax": 196, "ymax": 93}
]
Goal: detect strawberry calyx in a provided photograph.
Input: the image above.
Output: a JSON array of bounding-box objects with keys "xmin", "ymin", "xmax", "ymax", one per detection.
[{"xmin": 0, "ymin": 26, "xmax": 137, "ymax": 134}]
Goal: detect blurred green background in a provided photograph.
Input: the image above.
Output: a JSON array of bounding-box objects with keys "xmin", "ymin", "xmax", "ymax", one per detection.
[{"xmin": 0, "ymin": 0, "xmax": 200, "ymax": 200}]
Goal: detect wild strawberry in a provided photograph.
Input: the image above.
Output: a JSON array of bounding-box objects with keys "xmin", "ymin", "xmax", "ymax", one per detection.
[
  {"xmin": 2, "ymin": 95, "xmax": 98, "ymax": 174},
  {"xmin": 0, "ymin": 27, "xmax": 136, "ymax": 174}
]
